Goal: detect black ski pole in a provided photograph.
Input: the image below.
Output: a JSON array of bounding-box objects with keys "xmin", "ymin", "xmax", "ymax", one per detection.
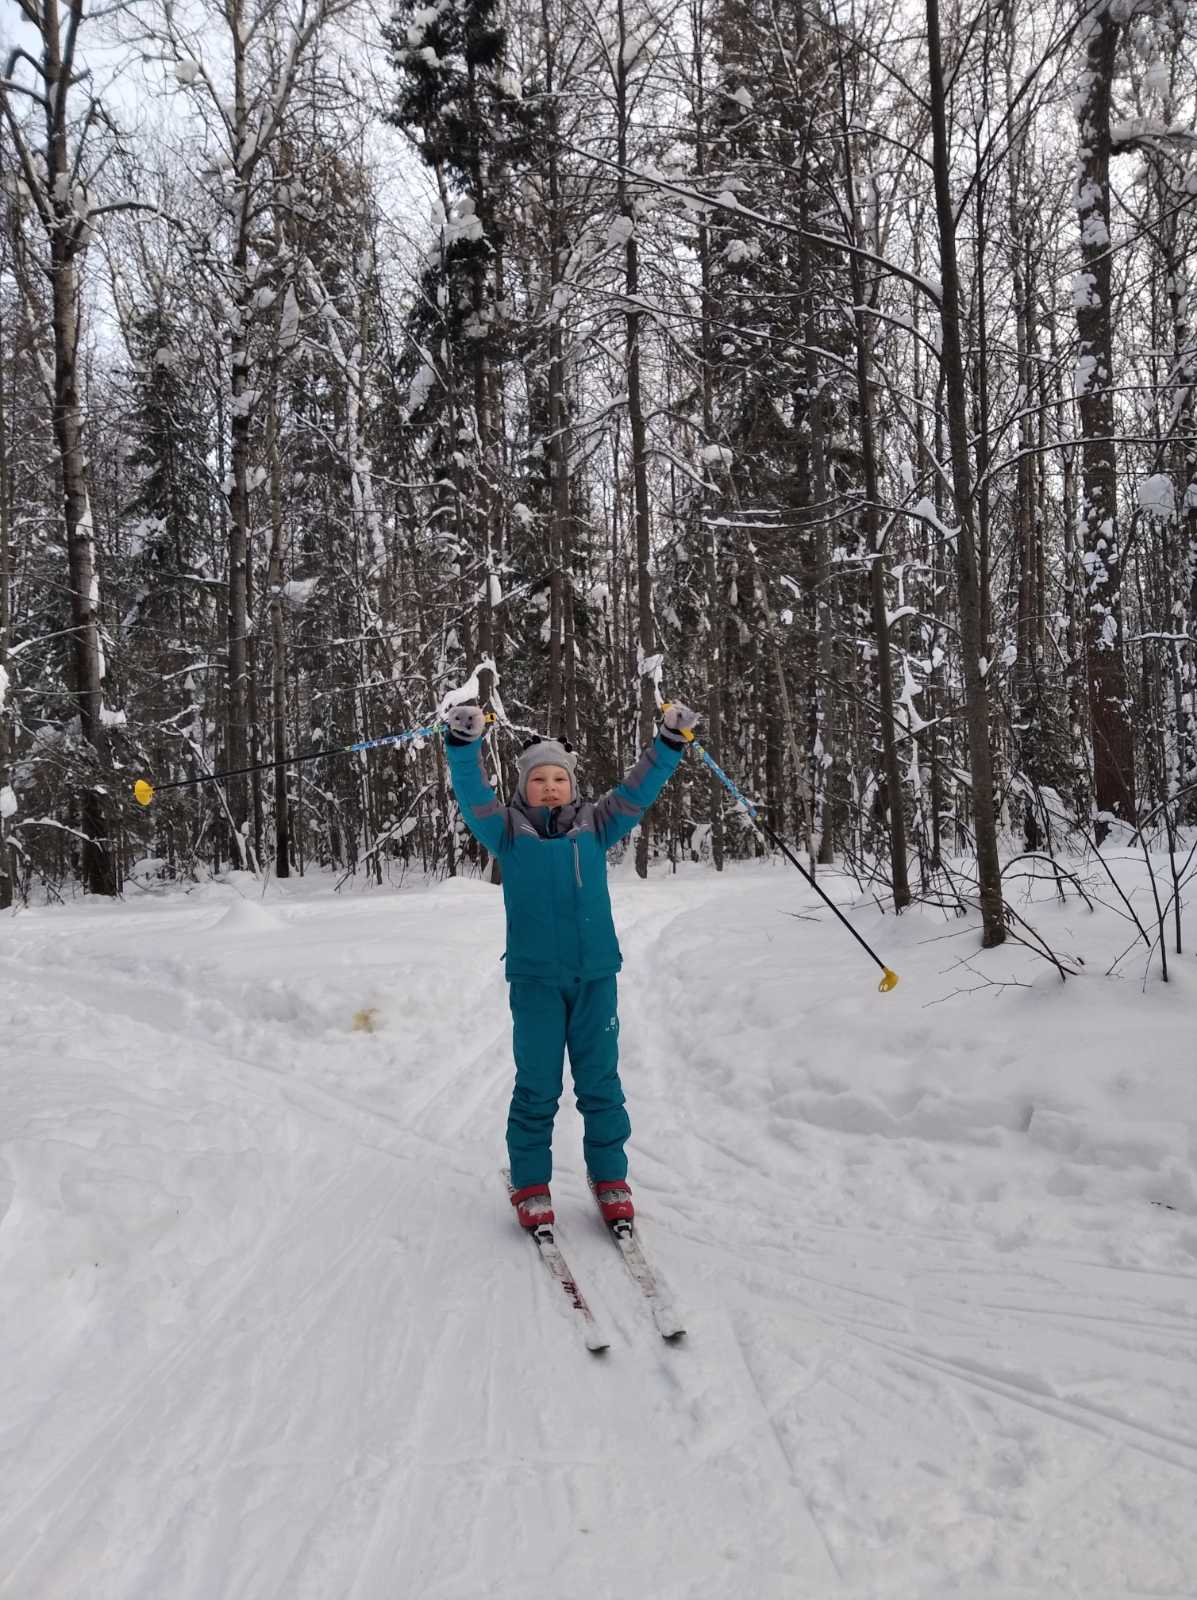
[
  {"xmin": 666, "ymin": 710, "xmax": 899, "ymax": 992},
  {"xmin": 132, "ymin": 717, "xmax": 465, "ymax": 807}
]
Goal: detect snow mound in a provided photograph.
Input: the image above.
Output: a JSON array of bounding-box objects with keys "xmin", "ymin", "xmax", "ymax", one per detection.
[
  {"xmin": 785, "ymin": 1086, "xmax": 1031, "ymax": 1144},
  {"xmin": 1027, "ymin": 1106, "xmax": 1188, "ymax": 1173},
  {"xmin": 436, "ymin": 874, "xmax": 497, "ymax": 895},
  {"xmin": 213, "ymin": 894, "xmax": 283, "ymax": 933}
]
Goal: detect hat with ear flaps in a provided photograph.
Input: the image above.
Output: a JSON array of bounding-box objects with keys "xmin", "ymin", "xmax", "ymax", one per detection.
[{"xmin": 516, "ymin": 736, "xmax": 578, "ymax": 803}]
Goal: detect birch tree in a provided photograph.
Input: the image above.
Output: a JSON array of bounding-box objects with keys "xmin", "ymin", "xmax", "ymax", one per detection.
[{"xmin": 0, "ymin": 0, "xmax": 128, "ymax": 894}]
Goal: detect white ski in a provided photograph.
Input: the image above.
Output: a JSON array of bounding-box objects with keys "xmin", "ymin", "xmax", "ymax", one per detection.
[
  {"xmin": 503, "ymin": 1172, "xmax": 610, "ymax": 1354},
  {"xmin": 589, "ymin": 1181, "xmax": 686, "ymax": 1341}
]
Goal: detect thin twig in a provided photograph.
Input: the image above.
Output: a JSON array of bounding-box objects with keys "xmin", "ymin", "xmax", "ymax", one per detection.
[{"xmin": 1001, "ymin": 852, "xmax": 1095, "ymax": 910}]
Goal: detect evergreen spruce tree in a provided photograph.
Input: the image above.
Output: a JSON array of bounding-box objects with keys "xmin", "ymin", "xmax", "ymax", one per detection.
[
  {"xmin": 117, "ymin": 302, "xmax": 217, "ymax": 875},
  {"xmin": 386, "ymin": 0, "xmax": 539, "ymax": 724}
]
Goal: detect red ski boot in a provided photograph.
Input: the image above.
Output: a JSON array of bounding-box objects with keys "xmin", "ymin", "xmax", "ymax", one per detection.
[
  {"xmin": 591, "ymin": 1178, "xmax": 634, "ymax": 1225},
  {"xmin": 510, "ymin": 1183, "xmax": 554, "ymax": 1230}
]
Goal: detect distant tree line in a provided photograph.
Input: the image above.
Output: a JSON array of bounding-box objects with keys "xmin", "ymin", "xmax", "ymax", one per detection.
[{"xmin": 2, "ymin": 0, "xmax": 1195, "ymax": 947}]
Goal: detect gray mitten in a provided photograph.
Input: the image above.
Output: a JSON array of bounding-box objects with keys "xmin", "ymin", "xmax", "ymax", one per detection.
[
  {"xmin": 660, "ymin": 702, "xmax": 698, "ymax": 745},
  {"xmin": 444, "ymin": 704, "xmax": 487, "ymax": 744}
]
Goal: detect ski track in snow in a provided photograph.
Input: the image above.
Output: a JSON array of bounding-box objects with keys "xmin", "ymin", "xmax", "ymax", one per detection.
[{"xmin": 2, "ymin": 860, "xmax": 1196, "ymax": 1598}]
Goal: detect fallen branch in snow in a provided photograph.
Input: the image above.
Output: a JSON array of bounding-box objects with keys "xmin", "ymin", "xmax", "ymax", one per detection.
[
  {"xmin": 1128, "ymin": 780, "xmax": 1197, "ymax": 846},
  {"xmin": 933, "ymin": 855, "xmax": 979, "ymax": 919},
  {"xmin": 1000, "ymin": 854, "xmax": 1095, "ymax": 911},
  {"xmin": 932, "ymin": 855, "xmax": 1078, "ymax": 980},
  {"xmin": 914, "ymin": 923, "xmax": 983, "ymax": 947},
  {"xmin": 1106, "ymin": 929, "xmax": 1146, "ymax": 978},
  {"xmin": 925, "ymin": 956, "xmax": 1033, "ymax": 1005},
  {"xmin": 9, "ymin": 815, "xmax": 99, "ymax": 848},
  {"xmin": 1001, "ymin": 910, "xmax": 1081, "ymax": 982},
  {"xmin": 1044, "ymin": 812, "xmax": 1152, "ymax": 948}
]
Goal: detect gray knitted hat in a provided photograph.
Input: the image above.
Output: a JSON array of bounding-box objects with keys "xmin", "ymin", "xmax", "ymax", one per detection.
[{"xmin": 516, "ymin": 737, "xmax": 578, "ymax": 802}]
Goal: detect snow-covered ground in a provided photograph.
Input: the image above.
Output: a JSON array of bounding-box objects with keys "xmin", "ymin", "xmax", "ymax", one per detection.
[{"xmin": 2, "ymin": 852, "xmax": 1195, "ymax": 1598}]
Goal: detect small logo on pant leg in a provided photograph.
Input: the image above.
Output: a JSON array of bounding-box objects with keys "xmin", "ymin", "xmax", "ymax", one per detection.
[{"xmin": 606, "ymin": 1015, "xmax": 619, "ymax": 1033}]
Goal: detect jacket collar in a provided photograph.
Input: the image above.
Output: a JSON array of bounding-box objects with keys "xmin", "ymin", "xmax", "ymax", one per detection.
[{"xmin": 512, "ymin": 793, "xmax": 581, "ymax": 838}]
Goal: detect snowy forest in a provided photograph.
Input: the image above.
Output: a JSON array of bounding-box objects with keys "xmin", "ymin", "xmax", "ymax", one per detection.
[
  {"xmin": 2, "ymin": 0, "xmax": 1196, "ymax": 936},
  {"xmin": 6, "ymin": 3, "xmax": 1197, "ymax": 1586}
]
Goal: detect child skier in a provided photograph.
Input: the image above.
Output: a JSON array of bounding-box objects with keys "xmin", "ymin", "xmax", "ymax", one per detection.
[{"xmin": 443, "ymin": 702, "xmax": 698, "ymax": 1231}]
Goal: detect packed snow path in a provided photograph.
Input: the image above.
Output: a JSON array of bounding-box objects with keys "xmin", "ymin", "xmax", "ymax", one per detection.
[{"xmin": 2, "ymin": 860, "xmax": 1196, "ymax": 1598}]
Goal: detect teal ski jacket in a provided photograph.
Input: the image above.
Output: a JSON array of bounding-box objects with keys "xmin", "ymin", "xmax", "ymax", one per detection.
[{"xmin": 445, "ymin": 734, "xmax": 684, "ymax": 984}]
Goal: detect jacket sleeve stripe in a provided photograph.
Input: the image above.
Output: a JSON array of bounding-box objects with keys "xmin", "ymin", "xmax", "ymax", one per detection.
[
  {"xmin": 593, "ymin": 735, "xmax": 684, "ymax": 847},
  {"xmin": 445, "ymin": 741, "xmax": 513, "ymax": 856}
]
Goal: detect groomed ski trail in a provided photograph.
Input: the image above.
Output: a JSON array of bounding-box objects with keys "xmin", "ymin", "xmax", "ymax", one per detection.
[{"xmin": 2, "ymin": 863, "xmax": 1195, "ymax": 1598}]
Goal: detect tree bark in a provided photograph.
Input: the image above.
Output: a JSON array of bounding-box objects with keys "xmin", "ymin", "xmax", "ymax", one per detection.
[
  {"xmin": 833, "ymin": 37, "xmax": 910, "ymax": 907},
  {"xmin": 616, "ymin": 0, "xmax": 656, "ymax": 878},
  {"xmin": 542, "ymin": 0, "xmax": 569, "ymax": 735},
  {"xmin": 225, "ymin": 0, "xmax": 253, "ymax": 867},
  {"xmin": 0, "ymin": 309, "xmax": 10, "ymax": 909},
  {"xmin": 48, "ymin": 32, "xmax": 114, "ymax": 895},
  {"xmin": 925, "ymin": 0, "xmax": 1005, "ymax": 944},
  {"xmin": 266, "ymin": 396, "xmax": 290, "ymax": 877},
  {"xmin": 1073, "ymin": 3, "xmax": 1136, "ymax": 836},
  {"xmin": 1005, "ymin": 36, "xmax": 1043, "ymax": 843},
  {"xmin": 692, "ymin": 0, "xmax": 724, "ymax": 870},
  {"xmin": 1158, "ymin": 160, "xmax": 1197, "ymax": 811},
  {"xmin": 0, "ymin": 0, "xmax": 118, "ymax": 894}
]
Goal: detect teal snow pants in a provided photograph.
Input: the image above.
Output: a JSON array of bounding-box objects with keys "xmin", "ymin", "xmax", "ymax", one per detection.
[{"xmin": 507, "ymin": 975, "xmax": 629, "ymax": 1189}]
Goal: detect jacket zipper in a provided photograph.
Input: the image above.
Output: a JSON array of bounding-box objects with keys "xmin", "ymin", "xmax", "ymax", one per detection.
[{"xmin": 572, "ymin": 838, "xmax": 582, "ymax": 888}]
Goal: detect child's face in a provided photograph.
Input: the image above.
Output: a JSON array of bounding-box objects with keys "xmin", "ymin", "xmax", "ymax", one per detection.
[{"xmin": 525, "ymin": 764, "xmax": 572, "ymax": 808}]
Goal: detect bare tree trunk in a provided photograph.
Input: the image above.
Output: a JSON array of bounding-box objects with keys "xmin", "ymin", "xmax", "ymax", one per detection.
[
  {"xmin": 0, "ymin": 314, "xmax": 10, "ymax": 909},
  {"xmin": 1005, "ymin": 38, "xmax": 1042, "ymax": 845},
  {"xmin": 1044, "ymin": 304, "xmax": 1087, "ymax": 812},
  {"xmin": 266, "ymin": 397, "xmax": 290, "ymax": 877},
  {"xmin": 547, "ymin": 320, "xmax": 567, "ymax": 734},
  {"xmin": 925, "ymin": 0, "xmax": 1005, "ymax": 945},
  {"xmin": 793, "ymin": 4, "xmax": 836, "ymax": 867},
  {"xmin": 1160, "ymin": 170, "xmax": 1197, "ymax": 810},
  {"xmin": 749, "ymin": 550, "xmax": 814, "ymax": 855},
  {"xmin": 50, "ymin": 152, "xmax": 113, "ymax": 892},
  {"xmin": 692, "ymin": 0, "xmax": 724, "ymax": 870},
  {"xmin": 910, "ymin": 221, "xmax": 945, "ymax": 871},
  {"xmin": 542, "ymin": 0, "xmax": 568, "ymax": 735},
  {"xmin": 806, "ymin": 327, "xmax": 837, "ymax": 867},
  {"xmin": 1073, "ymin": 2, "xmax": 1136, "ymax": 837},
  {"xmin": 852, "ymin": 309, "xmax": 909, "ymax": 901},
  {"xmin": 616, "ymin": 0, "xmax": 656, "ymax": 878},
  {"xmin": 834, "ymin": 49, "xmax": 910, "ymax": 908},
  {"xmin": 225, "ymin": 0, "xmax": 253, "ymax": 868}
]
